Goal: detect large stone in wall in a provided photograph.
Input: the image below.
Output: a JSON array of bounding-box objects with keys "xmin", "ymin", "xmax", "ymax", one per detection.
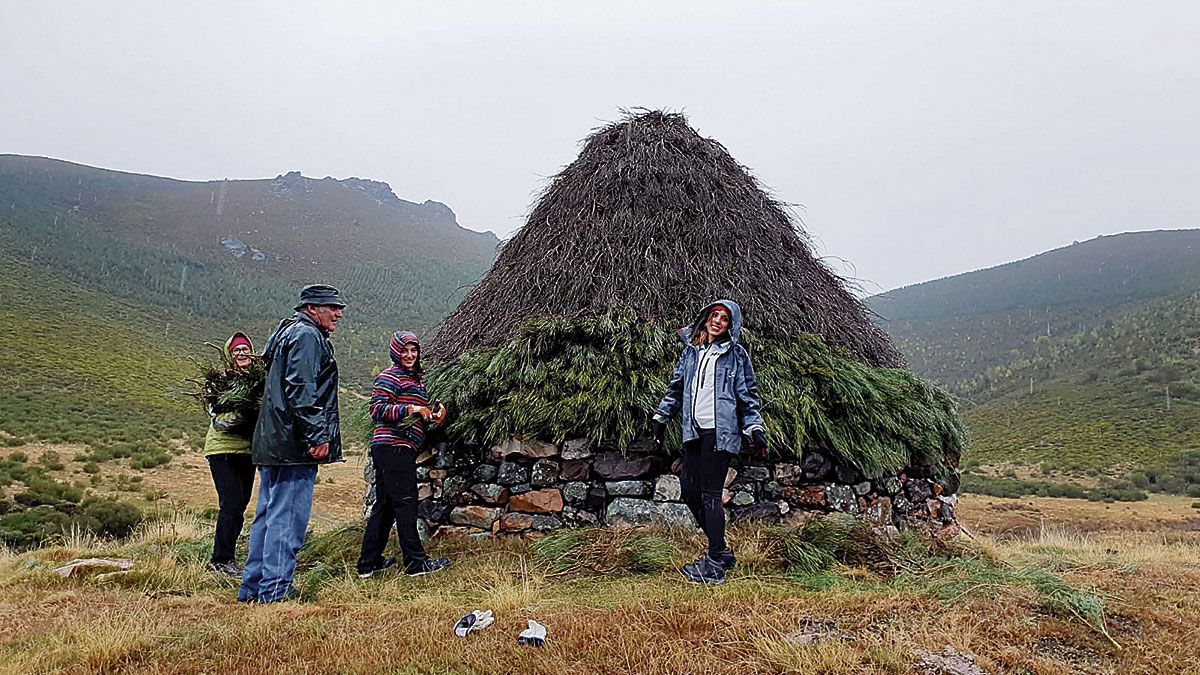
[
  {"xmin": 473, "ymin": 464, "xmax": 498, "ymax": 483},
  {"xmin": 559, "ymin": 459, "xmax": 591, "ymax": 481},
  {"xmin": 561, "ymin": 438, "xmax": 594, "ymax": 460},
  {"xmin": 509, "ymin": 488, "xmax": 564, "ymax": 513},
  {"xmin": 417, "ymin": 498, "xmax": 451, "ymax": 523},
  {"xmin": 826, "ymin": 484, "xmax": 858, "ymax": 513},
  {"xmin": 500, "ymin": 512, "xmax": 536, "ymax": 532},
  {"xmin": 450, "ymin": 505, "xmax": 501, "ymax": 529},
  {"xmin": 781, "ymin": 485, "xmax": 826, "ymax": 508},
  {"xmin": 531, "ymin": 459, "xmax": 560, "ymax": 487},
  {"xmin": 729, "ymin": 501, "xmax": 783, "ymax": 522},
  {"xmin": 775, "ymin": 463, "xmax": 803, "ymax": 486},
  {"xmin": 606, "ymin": 497, "xmax": 694, "ymax": 528},
  {"xmin": 593, "ymin": 451, "xmax": 655, "ymax": 479},
  {"xmin": 561, "ymin": 481, "xmax": 589, "ymax": 503},
  {"xmin": 471, "ymin": 483, "xmax": 509, "ymax": 505},
  {"xmin": 653, "ymin": 475, "xmax": 681, "ymax": 501},
  {"xmin": 607, "ymin": 480, "xmax": 652, "ymax": 497},
  {"xmin": 801, "ymin": 451, "xmax": 833, "ymax": 480},
  {"xmin": 489, "ymin": 438, "xmax": 558, "ymax": 461},
  {"xmin": 496, "ymin": 462, "xmax": 530, "ymax": 486}
]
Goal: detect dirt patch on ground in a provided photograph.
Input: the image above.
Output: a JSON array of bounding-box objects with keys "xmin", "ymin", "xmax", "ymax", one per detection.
[{"xmin": 958, "ymin": 493, "xmax": 1200, "ymax": 541}]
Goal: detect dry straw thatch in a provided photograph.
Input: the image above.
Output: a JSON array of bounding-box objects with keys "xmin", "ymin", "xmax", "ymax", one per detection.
[{"xmin": 429, "ymin": 110, "xmax": 901, "ymax": 367}]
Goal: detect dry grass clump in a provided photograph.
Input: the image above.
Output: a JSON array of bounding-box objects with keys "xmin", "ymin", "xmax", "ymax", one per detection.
[
  {"xmin": 531, "ymin": 527, "xmax": 680, "ymax": 576},
  {"xmin": 430, "ymin": 110, "xmax": 901, "ymax": 368}
]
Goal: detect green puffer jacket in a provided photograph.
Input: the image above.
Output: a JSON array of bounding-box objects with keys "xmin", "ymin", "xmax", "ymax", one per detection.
[{"xmin": 203, "ymin": 332, "xmax": 263, "ymax": 457}]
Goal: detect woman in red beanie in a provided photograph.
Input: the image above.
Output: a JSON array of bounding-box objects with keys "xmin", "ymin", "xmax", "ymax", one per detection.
[{"xmin": 199, "ymin": 331, "xmax": 263, "ymax": 576}]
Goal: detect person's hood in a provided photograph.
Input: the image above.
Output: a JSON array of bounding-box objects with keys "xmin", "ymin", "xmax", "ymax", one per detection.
[
  {"xmin": 678, "ymin": 299, "xmax": 744, "ymax": 345},
  {"xmin": 222, "ymin": 331, "xmax": 254, "ymax": 364},
  {"xmin": 389, "ymin": 330, "xmax": 423, "ymax": 374}
]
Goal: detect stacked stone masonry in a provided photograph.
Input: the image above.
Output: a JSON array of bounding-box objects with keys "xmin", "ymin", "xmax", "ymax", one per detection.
[{"xmin": 411, "ymin": 437, "xmax": 962, "ymax": 538}]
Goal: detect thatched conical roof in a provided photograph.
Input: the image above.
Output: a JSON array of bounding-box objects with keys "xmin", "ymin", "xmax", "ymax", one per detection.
[{"xmin": 429, "ymin": 110, "xmax": 901, "ymax": 367}]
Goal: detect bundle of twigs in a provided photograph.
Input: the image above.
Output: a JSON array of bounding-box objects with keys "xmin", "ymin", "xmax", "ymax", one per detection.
[
  {"xmin": 429, "ymin": 109, "xmax": 901, "ymax": 368},
  {"xmin": 186, "ymin": 343, "xmax": 265, "ymax": 417}
]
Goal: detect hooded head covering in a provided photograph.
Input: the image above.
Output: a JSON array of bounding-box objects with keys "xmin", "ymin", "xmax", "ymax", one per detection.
[
  {"xmin": 680, "ymin": 299, "xmax": 744, "ymax": 345},
  {"xmin": 389, "ymin": 330, "xmax": 422, "ymax": 374},
  {"xmin": 222, "ymin": 331, "xmax": 255, "ymax": 366}
]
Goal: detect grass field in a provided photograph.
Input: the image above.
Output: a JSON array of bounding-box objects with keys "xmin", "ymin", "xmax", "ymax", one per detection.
[{"xmin": 1, "ymin": 453, "xmax": 1198, "ymax": 674}]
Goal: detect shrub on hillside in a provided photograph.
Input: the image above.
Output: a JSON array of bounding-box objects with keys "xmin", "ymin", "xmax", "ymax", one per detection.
[
  {"xmin": 0, "ymin": 505, "xmax": 68, "ymax": 547},
  {"xmin": 77, "ymin": 496, "xmax": 143, "ymax": 538},
  {"xmin": 961, "ymin": 474, "xmax": 1147, "ymax": 502},
  {"xmin": 14, "ymin": 477, "xmax": 83, "ymax": 507}
]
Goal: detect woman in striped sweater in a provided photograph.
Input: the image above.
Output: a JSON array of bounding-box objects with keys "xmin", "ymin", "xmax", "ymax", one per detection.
[{"xmin": 356, "ymin": 331, "xmax": 450, "ymax": 578}]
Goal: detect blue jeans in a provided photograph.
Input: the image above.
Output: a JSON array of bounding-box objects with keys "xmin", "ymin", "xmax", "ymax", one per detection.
[{"xmin": 238, "ymin": 464, "xmax": 318, "ymax": 603}]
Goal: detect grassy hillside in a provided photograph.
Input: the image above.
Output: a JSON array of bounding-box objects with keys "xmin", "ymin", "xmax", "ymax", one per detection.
[
  {"xmin": 0, "ymin": 252, "xmax": 204, "ymax": 454},
  {"xmin": 867, "ymin": 230, "xmax": 1200, "ymax": 493},
  {"xmin": 870, "ymin": 230, "xmax": 1200, "ymax": 388},
  {"xmin": 960, "ymin": 289, "xmax": 1200, "ymax": 479},
  {"xmin": 0, "ymin": 155, "xmax": 501, "ymax": 386}
]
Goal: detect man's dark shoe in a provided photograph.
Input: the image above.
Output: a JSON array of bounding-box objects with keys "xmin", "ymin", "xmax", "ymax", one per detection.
[
  {"xmin": 405, "ymin": 557, "xmax": 450, "ymax": 577},
  {"xmin": 681, "ymin": 555, "xmax": 726, "ymax": 585},
  {"xmin": 357, "ymin": 556, "xmax": 397, "ymax": 579},
  {"xmin": 714, "ymin": 548, "xmax": 736, "ymax": 571}
]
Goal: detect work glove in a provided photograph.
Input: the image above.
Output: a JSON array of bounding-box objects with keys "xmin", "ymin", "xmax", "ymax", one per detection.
[
  {"xmin": 453, "ymin": 609, "xmax": 495, "ymax": 638},
  {"xmin": 749, "ymin": 429, "xmax": 768, "ymax": 459},
  {"xmin": 518, "ymin": 619, "xmax": 547, "ymax": 647},
  {"xmin": 650, "ymin": 420, "xmax": 666, "ymax": 448}
]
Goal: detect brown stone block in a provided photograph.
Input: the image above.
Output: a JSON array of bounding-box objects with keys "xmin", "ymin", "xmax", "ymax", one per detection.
[
  {"xmin": 449, "ymin": 505, "xmax": 501, "ymax": 529},
  {"xmin": 559, "ymin": 459, "xmax": 591, "ymax": 481},
  {"xmin": 508, "ymin": 488, "xmax": 564, "ymax": 513}
]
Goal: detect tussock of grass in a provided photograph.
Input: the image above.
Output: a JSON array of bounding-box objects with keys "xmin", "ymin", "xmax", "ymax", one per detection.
[{"xmin": 532, "ymin": 527, "xmax": 678, "ymax": 576}]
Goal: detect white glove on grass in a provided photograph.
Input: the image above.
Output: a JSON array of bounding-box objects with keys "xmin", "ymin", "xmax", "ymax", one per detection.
[
  {"xmin": 453, "ymin": 609, "xmax": 494, "ymax": 638},
  {"xmin": 517, "ymin": 619, "xmax": 547, "ymax": 647}
]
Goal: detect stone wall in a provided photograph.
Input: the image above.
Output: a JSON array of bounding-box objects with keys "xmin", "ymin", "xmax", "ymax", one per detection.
[{"xmin": 391, "ymin": 437, "xmax": 962, "ymax": 538}]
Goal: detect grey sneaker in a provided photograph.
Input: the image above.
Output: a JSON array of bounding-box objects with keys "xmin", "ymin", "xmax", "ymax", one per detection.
[
  {"xmin": 681, "ymin": 555, "xmax": 726, "ymax": 585},
  {"xmin": 714, "ymin": 548, "xmax": 736, "ymax": 571},
  {"xmin": 209, "ymin": 561, "xmax": 243, "ymax": 577},
  {"xmin": 357, "ymin": 557, "xmax": 397, "ymax": 579},
  {"xmin": 405, "ymin": 557, "xmax": 450, "ymax": 577}
]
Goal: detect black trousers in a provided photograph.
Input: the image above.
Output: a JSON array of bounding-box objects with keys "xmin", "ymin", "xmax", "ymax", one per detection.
[
  {"xmin": 358, "ymin": 444, "xmax": 428, "ymax": 572},
  {"xmin": 680, "ymin": 431, "xmax": 733, "ymax": 557},
  {"xmin": 207, "ymin": 453, "xmax": 256, "ymax": 565}
]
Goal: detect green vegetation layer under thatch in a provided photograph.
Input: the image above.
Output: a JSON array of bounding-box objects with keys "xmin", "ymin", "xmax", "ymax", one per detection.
[{"xmin": 426, "ymin": 313, "xmax": 964, "ymax": 477}]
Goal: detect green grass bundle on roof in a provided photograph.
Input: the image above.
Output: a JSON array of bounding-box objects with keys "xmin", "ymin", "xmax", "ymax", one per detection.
[{"xmin": 426, "ymin": 312, "xmax": 965, "ymax": 477}]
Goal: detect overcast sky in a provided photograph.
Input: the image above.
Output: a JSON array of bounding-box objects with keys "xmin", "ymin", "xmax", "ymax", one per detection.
[{"xmin": 2, "ymin": 1, "xmax": 1197, "ymax": 293}]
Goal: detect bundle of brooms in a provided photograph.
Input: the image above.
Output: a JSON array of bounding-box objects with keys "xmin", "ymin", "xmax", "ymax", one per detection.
[{"xmin": 415, "ymin": 110, "xmax": 963, "ymax": 477}]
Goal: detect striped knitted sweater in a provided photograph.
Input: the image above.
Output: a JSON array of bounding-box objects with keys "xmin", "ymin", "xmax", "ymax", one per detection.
[
  {"xmin": 370, "ymin": 332, "xmax": 430, "ymax": 451},
  {"xmin": 369, "ymin": 365, "xmax": 429, "ymax": 450}
]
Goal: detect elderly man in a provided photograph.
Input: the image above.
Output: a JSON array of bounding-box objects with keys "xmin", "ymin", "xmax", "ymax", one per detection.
[{"xmin": 239, "ymin": 284, "xmax": 346, "ymax": 603}]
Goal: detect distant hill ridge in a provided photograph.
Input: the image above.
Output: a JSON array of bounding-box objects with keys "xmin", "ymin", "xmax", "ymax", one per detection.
[
  {"xmin": 0, "ymin": 154, "xmax": 500, "ymax": 387},
  {"xmin": 872, "ymin": 229, "xmax": 1200, "ymax": 322},
  {"xmin": 0, "ymin": 154, "xmax": 498, "ymax": 274},
  {"xmin": 867, "ymin": 229, "xmax": 1200, "ymax": 387}
]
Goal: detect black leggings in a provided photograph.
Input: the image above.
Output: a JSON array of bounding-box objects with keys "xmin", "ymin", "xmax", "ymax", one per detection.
[
  {"xmin": 358, "ymin": 445, "xmax": 428, "ymax": 572},
  {"xmin": 680, "ymin": 431, "xmax": 733, "ymax": 557},
  {"xmin": 207, "ymin": 453, "xmax": 256, "ymax": 565}
]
